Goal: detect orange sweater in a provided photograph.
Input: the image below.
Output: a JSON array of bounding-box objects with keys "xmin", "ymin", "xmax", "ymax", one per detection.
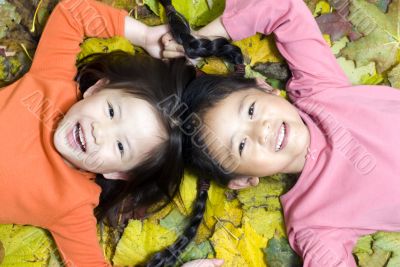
[{"xmin": 0, "ymin": 0, "xmax": 127, "ymax": 266}]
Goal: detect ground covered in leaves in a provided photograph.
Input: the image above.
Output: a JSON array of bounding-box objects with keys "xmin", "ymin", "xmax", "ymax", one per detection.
[{"xmin": 0, "ymin": 0, "xmax": 400, "ymax": 266}]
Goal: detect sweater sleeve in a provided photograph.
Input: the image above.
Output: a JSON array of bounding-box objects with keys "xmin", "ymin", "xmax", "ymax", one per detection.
[
  {"xmin": 48, "ymin": 204, "xmax": 110, "ymax": 267},
  {"xmin": 293, "ymin": 228, "xmax": 358, "ymax": 267},
  {"xmin": 221, "ymin": 0, "xmax": 351, "ymax": 100},
  {"xmin": 30, "ymin": 0, "xmax": 128, "ymax": 81}
]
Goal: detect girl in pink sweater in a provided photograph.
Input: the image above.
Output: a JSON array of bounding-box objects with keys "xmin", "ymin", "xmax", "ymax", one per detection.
[
  {"xmin": 161, "ymin": 0, "xmax": 400, "ymax": 266},
  {"xmin": 0, "ymin": 0, "xmax": 225, "ymax": 266}
]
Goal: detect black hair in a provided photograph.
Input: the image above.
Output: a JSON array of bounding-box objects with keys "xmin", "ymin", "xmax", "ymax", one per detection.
[
  {"xmin": 76, "ymin": 50, "xmax": 195, "ymax": 229},
  {"xmin": 145, "ymin": 179, "xmax": 210, "ymax": 267},
  {"xmin": 158, "ymin": 0, "xmax": 244, "ymax": 65},
  {"xmin": 138, "ymin": 2, "xmax": 248, "ymax": 264}
]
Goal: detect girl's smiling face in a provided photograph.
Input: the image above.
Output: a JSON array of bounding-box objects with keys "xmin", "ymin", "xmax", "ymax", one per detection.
[
  {"xmin": 53, "ymin": 85, "xmax": 166, "ymax": 180},
  {"xmin": 203, "ymin": 88, "xmax": 310, "ymax": 181}
]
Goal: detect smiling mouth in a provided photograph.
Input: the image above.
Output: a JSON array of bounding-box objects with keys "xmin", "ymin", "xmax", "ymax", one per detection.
[
  {"xmin": 74, "ymin": 122, "xmax": 87, "ymax": 153},
  {"xmin": 275, "ymin": 122, "xmax": 287, "ymax": 152}
]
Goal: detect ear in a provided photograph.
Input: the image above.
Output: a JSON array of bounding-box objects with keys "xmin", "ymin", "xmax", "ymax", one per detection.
[
  {"xmin": 255, "ymin": 78, "xmax": 281, "ymax": 96},
  {"xmin": 102, "ymin": 171, "xmax": 129, "ymax": 181},
  {"xmin": 83, "ymin": 78, "xmax": 109, "ymax": 99},
  {"xmin": 227, "ymin": 176, "xmax": 259, "ymax": 190}
]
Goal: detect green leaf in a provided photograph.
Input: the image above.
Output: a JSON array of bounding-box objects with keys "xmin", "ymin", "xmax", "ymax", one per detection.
[
  {"xmin": 264, "ymin": 236, "xmax": 302, "ymax": 267},
  {"xmin": 0, "ymin": 1, "xmax": 21, "ymax": 39},
  {"xmin": 336, "ymin": 56, "xmax": 377, "ymax": 84},
  {"xmin": 178, "ymin": 241, "xmax": 214, "ymax": 264},
  {"xmin": 340, "ymin": 0, "xmax": 399, "ymax": 73},
  {"xmin": 0, "ymin": 224, "xmax": 57, "ymax": 267},
  {"xmin": 159, "ymin": 208, "xmax": 188, "ymax": 235},
  {"xmin": 144, "ymin": 0, "xmax": 225, "ymax": 27},
  {"xmin": 77, "ymin": 36, "xmax": 135, "ymax": 62}
]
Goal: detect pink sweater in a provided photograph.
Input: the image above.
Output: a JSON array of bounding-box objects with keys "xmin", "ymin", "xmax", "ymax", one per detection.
[{"xmin": 222, "ymin": 0, "xmax": 400, "ymax": 266}]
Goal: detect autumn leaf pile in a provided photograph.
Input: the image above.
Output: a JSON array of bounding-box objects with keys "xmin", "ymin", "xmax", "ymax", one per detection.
[{"xmin": 1, "ymin": 0, "xmax": 400, "ymax": 266}]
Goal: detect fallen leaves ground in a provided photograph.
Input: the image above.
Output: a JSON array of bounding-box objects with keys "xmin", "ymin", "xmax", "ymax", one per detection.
[{"xmin": 0, "ymin": 0, "xmax": 400, "ymax": 266}]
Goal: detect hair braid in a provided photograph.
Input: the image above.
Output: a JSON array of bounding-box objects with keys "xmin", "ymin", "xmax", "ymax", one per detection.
[
  {"xmin": 145, "ymin": 179, "xmax": 210, "ymax": 267},
  {"xmin": 159, "ymin": 0, "xmax": 244, "ymax": 65}
]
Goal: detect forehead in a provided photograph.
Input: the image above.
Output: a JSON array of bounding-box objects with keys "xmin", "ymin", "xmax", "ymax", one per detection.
[
  {"xmin": 203, "ymin": 88, "xmax": 264, "ymax": 136},
  {"xmin": 106, "ymin": 88, "xmax": 167, "ymax": 141}
]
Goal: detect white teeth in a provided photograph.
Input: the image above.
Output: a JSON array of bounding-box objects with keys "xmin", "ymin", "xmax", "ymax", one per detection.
[
  {"xmin": 78, "ymin": 126, "xmax": 86, "ymax": 150},
  {"xmin": 275, "ymin": 124, "xmax": 285, "ymax": 151},
  {"xmin": 74, "ymin": 124, "xmax": 86, "ymax": 152}
]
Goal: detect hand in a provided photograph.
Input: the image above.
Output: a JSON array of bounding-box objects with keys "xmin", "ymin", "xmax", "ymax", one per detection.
[
  {"xmin": 160, "ymin": 32, "xmax": 199, "ymax": 65},
  {"xmin": 161, "ymin": 32, "xmax": 185, "ymax": 59},
  {"xmin": 181, "ymin": 259, "xmax": 224, "ymax": 267},
  {"xmin": 143, "ymin": 25, "xmax": 172, "ymax": 58}
]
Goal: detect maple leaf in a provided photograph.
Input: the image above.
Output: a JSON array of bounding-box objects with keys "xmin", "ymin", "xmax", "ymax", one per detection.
[
  {"xmin": 336, "ymin": 56, "xmax": 377, "ymax": 84},
  {"xmin": 233, "ymin": 34, "xmax": 284, "ymax": 66},
  {"xmin": 144, "ymin": 0, "xmax": 225, "ymax": 27},
  {"xmin": 0, "ymin": 224, "xmax": 58, "ymax": 267},
  {"xmin": 264, "ymin": 235, "xmax": 302, "ymax": 267},
  {"xmin": 210, "ymin": 218, "xmax": 267, "ymax": 267},
  {"xmin": 316, "ymin": 12, "xmax": 354, "ymax": 41},
  {"xmin": 112, "ymin": 219, "xmax": 177, "ymax": 266},
  {"xmin": 77, "ymin": 36, "xmax": 135, "ymax": 62},
  {"xmin": 179, "ymin": 241, "xmax": 214, "ymax": 264},
  {"xmin": 237, "ymin": 175, "xmax": 287, "ymax": 209},
  {"xmin": 173, "ymin": 173, "xmax": 198, "ymax": 216},
  {"xmin": 340, "ymin": 0, "xmax": 400, "ymax": 73}
]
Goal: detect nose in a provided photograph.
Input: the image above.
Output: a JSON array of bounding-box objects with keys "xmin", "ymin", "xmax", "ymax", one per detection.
[
  {"xmin": 92, "ymin": 121, "xmax": 105, "ymax": 145},
  {"xmin": 249, "ymin": 120, "xmax": 270, "ymax": 145}
]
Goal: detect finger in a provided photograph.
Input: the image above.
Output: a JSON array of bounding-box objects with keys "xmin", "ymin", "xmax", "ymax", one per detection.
[
  {"xmin": 164, "ymin": 42, "xmax": 185, "ymax": 53},
  {"xmin": 162, "ymin": 50, "xmax": 185, "ymax": 58},
  {"xmin": 161, "ymin": 32, "xmax": 174, "ymax": 45}
]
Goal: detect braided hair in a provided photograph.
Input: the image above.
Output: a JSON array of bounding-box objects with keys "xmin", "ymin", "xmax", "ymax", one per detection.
[
  {"xmin": 146, "ymin": 179, "xmax": 210, "ymax": 267},
  {"xmin": 159, "ymin": 0, "xmax": 244, "ymax": 66}
]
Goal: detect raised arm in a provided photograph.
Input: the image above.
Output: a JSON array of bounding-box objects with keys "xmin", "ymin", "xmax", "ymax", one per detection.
[
  {"xmin": 190, "ymin": 0, "xmax": 351, "ymax": 100},
  {"xmin": 293, "ymin": 228, "xmax": 358, "ymax": 267},
  {"xmin": 30, "ymin": 0, "xmax": 167, "ymax": 81},
  {"xmin": 48, "ymin": 204, "xmax": 110, "ymax": 267}
]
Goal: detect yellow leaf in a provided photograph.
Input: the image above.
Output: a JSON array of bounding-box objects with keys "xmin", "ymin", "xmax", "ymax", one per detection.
[
  {"xmin": 313, "ymin": 0, "xmax": 331, "ymax": 16},
  {"xmin": 195, "ymin": 221, "xmax": 213, "ymax": 244},
  {"xmin": 97, "ymin": 224, "xmax": 120, "ymax": 263},
  {"xmin": 174, "ymin": 173, "xmax": 198, "ymax": 216},
  {"xmin": 233, "ymin": 34, "xmax": 283, "ymax": 66},
  {"xmin": 244, "ymin": 209, "xmax": 286, "ymax": 241},
  {"xmin": 210, "ymin": 218, "xmax": 267, "ymax": 267},
  {"xmin": 203, "ymin": 182, "xmax": 243, "ymax": 229},
  {"xmin": 237, "ymin": 175, "xmax": 286, "ymax": 209},
  {"xmin": 0, "ymin": 240, "xmax": 4, "ymax": 264},
  {"xmin": 113, "ymin": 220, "xmax": 177, "ymax": 266},
  {"xmin": 199, "ymin": 57, "xmax": 230, "ymax": 75},
  {"xmin": 147, "ymin": 201, "xmax": 174, "ymax": 221},
  {"xmin": 323, "ymin": 34, "xmax": 332, "ymax": 47}
]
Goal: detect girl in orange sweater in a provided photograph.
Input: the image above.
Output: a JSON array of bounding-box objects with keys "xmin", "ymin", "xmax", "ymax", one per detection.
[{"xmin": 0, "ymin": 0, "xmax": 222, "ymax": 266}]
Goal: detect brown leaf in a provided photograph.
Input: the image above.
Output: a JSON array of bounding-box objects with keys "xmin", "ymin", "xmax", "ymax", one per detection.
[{"xmin": 316, "ymin": 12, "xmax": 354, "ymax": 41}]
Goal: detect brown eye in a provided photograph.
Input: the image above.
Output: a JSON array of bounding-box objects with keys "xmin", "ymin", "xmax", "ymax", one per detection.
[
  {"xmin": 239, "ymin": 138, "xmax": 247, "ymax": 156},
  {"xmin": 248, "ymin": 102, "xmax": 255, "ymax": 118},
  {"xmin": 107, "ymin": 101, "xmax": 114, "ymax": 119},
  {"xmin": 117, "ymin": 141, "xmax": 124, "ymax": 157}
]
